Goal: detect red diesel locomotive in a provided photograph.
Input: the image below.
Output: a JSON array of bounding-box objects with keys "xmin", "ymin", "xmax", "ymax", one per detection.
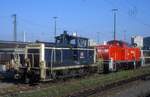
[{"xmin": 96, "ymin": 40, "xmax": 141, "ymax": 72}]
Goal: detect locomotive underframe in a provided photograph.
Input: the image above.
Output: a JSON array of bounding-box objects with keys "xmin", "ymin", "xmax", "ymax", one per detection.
[{"xmin": 103, "ymin": 60, "xmax": 141, "ymax": 73}]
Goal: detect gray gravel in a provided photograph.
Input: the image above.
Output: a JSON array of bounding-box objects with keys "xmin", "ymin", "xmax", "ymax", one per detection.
[
  {"xmin": 90, "ymin": 80, "xmax": 150, "ymax": 97},
  {"xmin": 0, "ymin": 82, "xmax": 14, "ymax": 89}
]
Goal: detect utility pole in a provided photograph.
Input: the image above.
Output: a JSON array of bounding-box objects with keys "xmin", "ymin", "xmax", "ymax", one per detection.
[
  {"xmin": 52, "ymin": 16, "xmax": 58, "ymax": 64},
  {"xmin": 23, "ymin": 31, "xmax": 26, "ymax": 42},
  {"xmin": 123, "ymin": 30, "xmax": 126, "ymax": 42},
  {"xmin": 12, "ymin": 14, "xmax": 17, "ymax": 41},
  {"xmin": 53, "ymin": 16, "xmax": 58, "ymax": 38},
  {"xmin": 97, "ymin": 32, "xmax": 100, "ymax": 44},
  {"xmin": 112, "ymin": 9, "xmax": 118, "ymax": 40}
]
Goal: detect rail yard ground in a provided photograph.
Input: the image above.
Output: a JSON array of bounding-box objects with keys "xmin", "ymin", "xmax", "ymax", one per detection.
[
  {"xmin": 1, "ymin": 66, "xmax": 150, "ymax": 97},
  {"xmin": 89, "ymin": 79, "xmax": 150, "ymax": 97}
]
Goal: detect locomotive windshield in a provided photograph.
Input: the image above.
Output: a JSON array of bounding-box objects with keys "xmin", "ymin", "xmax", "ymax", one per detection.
[
  {"xmin": 70, "ymin": 39, "xmax": 76, "ymax": 45},
  {"xmin": 77, "ymin": 38, "xmax": 88, "ymax": 48}
]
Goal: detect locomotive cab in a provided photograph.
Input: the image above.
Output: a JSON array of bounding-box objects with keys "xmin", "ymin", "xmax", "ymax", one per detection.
[
  {"xmin": 55, "ymin": 30, "xmax": 88, "ymax": 48},
  {"xmin": 55, "ymin": 31, "xmax": 91, "ymax": 64}
]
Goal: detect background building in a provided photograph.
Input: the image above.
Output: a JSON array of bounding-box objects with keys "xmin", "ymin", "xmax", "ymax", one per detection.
[
  {"xmin": 143, "ymin": 37, "xmax": 150, "ymax": 50},
  {"xmin": 89, "ymin": 39, "xmax": 97, "ymax": 47},
  {"xmin": 131, "ymin": 36, "xmax": 143, "ymax": 48}
]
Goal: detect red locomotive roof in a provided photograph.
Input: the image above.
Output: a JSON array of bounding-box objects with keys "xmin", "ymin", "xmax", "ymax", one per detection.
[{"xmin": 107, "ymin": 40, "xmax": 129, "ymax": 47}]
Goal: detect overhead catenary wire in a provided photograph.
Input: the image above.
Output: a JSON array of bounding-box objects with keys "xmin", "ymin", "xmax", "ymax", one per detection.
[
  {"xmin": 126, "ymin": 0, "xmax": 149, "ymax": 17},
  {"xmin": 103, "ymin": 0, "xmax": 150, "ymax": 29},
  {"xmin": 19, "ymin": 17, "xmax": 50, "ymax": 29},
  {"xmin": 123, "ymin": 0, "xmax": 150, "ymax": 28},
  {"xmin": 18, "ymin": 17, "xmax": 55, "ymax": 41}
]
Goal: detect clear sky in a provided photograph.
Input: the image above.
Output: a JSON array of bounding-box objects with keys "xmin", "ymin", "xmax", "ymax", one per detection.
[{"xmin": 0, "ymin": 0, "xmax": 150, "ymax": 43}]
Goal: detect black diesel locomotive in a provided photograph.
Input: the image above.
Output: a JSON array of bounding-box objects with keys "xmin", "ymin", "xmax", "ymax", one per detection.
[{"xmin": 17, "ymin": 31, "xmax": 96, "ymax": 82}]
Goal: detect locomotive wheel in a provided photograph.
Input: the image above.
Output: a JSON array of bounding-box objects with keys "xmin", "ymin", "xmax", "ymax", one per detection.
[
  {"xmin": 23, "ymin": 72, "xmax": 30, "ymax": 84},
  {"xmin": 128, "ymin": 62, "xmax": 134, "ymax": 69},
  {"xmin": 114, "ymin": 63, "xmax": 118, "ymax": 72},
  {"xmin": 21, "ymin": 68, "xmax": 30, "ymax": 84},
  {"xmin": 70, "ymin": 70, "xmax": 76, "ymax": 77},
  {"xmin": 136, "ymin": 61, "xmax": 141, "ymax": 68},
  {"xmin": 51, "ymin": 72, "xmax": 57, "ymax": 79},
  {"xmin": 78, "ymin": 68, "xmax": 84, "ymax": 76},
  {"xmin": 103, "ymin": 63, "xmax": 109, "ymax": 73},
  {"xmin": 24, "ymin": 71, "xmax": 40, "ymax": 84},
  {"xmin": 25, "ymin": 76, "xmax": 30, "ymax": 84}
]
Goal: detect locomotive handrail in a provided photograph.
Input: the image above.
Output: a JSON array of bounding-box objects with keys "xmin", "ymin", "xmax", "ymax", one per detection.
[
  {"xmin": 45, "ymin": 47, "xmax": 95, "ymax": 51},
  {"xmin": 50, "ymin": 49, "xmax": 54, "ymax": 74}
]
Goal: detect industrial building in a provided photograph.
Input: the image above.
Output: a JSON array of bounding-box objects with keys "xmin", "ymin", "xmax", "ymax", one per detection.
[
  {"xmin": 143, "ymin": 37, "xmax": 150, "ymax": 50},
  {"xmin": 131, "ymin": 36, "xmax": 143, "ymax": 48}
]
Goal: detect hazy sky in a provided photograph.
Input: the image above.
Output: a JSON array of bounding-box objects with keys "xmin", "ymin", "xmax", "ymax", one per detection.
[{"xmin": 0, "ymin": 0, "xmax": 150, "ymax": 43}]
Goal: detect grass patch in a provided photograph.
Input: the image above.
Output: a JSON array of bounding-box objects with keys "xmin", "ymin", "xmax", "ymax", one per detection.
[{"xmin": 5, "ymin": 67, "xmax": 150, "ymax": 97}]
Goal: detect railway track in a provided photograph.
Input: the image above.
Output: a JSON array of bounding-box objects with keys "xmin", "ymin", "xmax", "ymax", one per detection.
[
  {"xmin": 1, "ymin": 67, "xmax": 150, "ymax": 97},
  {"xmin": 67, "ymin": 74, "xmax": 150, "ymax": 97},
  {"xmin": 0, "ymin": 73, "xmax": 91, "ymax": 96},
  {"xmin": 5, "ymin": 73, "xmax": 148, "ymax": 97}
]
